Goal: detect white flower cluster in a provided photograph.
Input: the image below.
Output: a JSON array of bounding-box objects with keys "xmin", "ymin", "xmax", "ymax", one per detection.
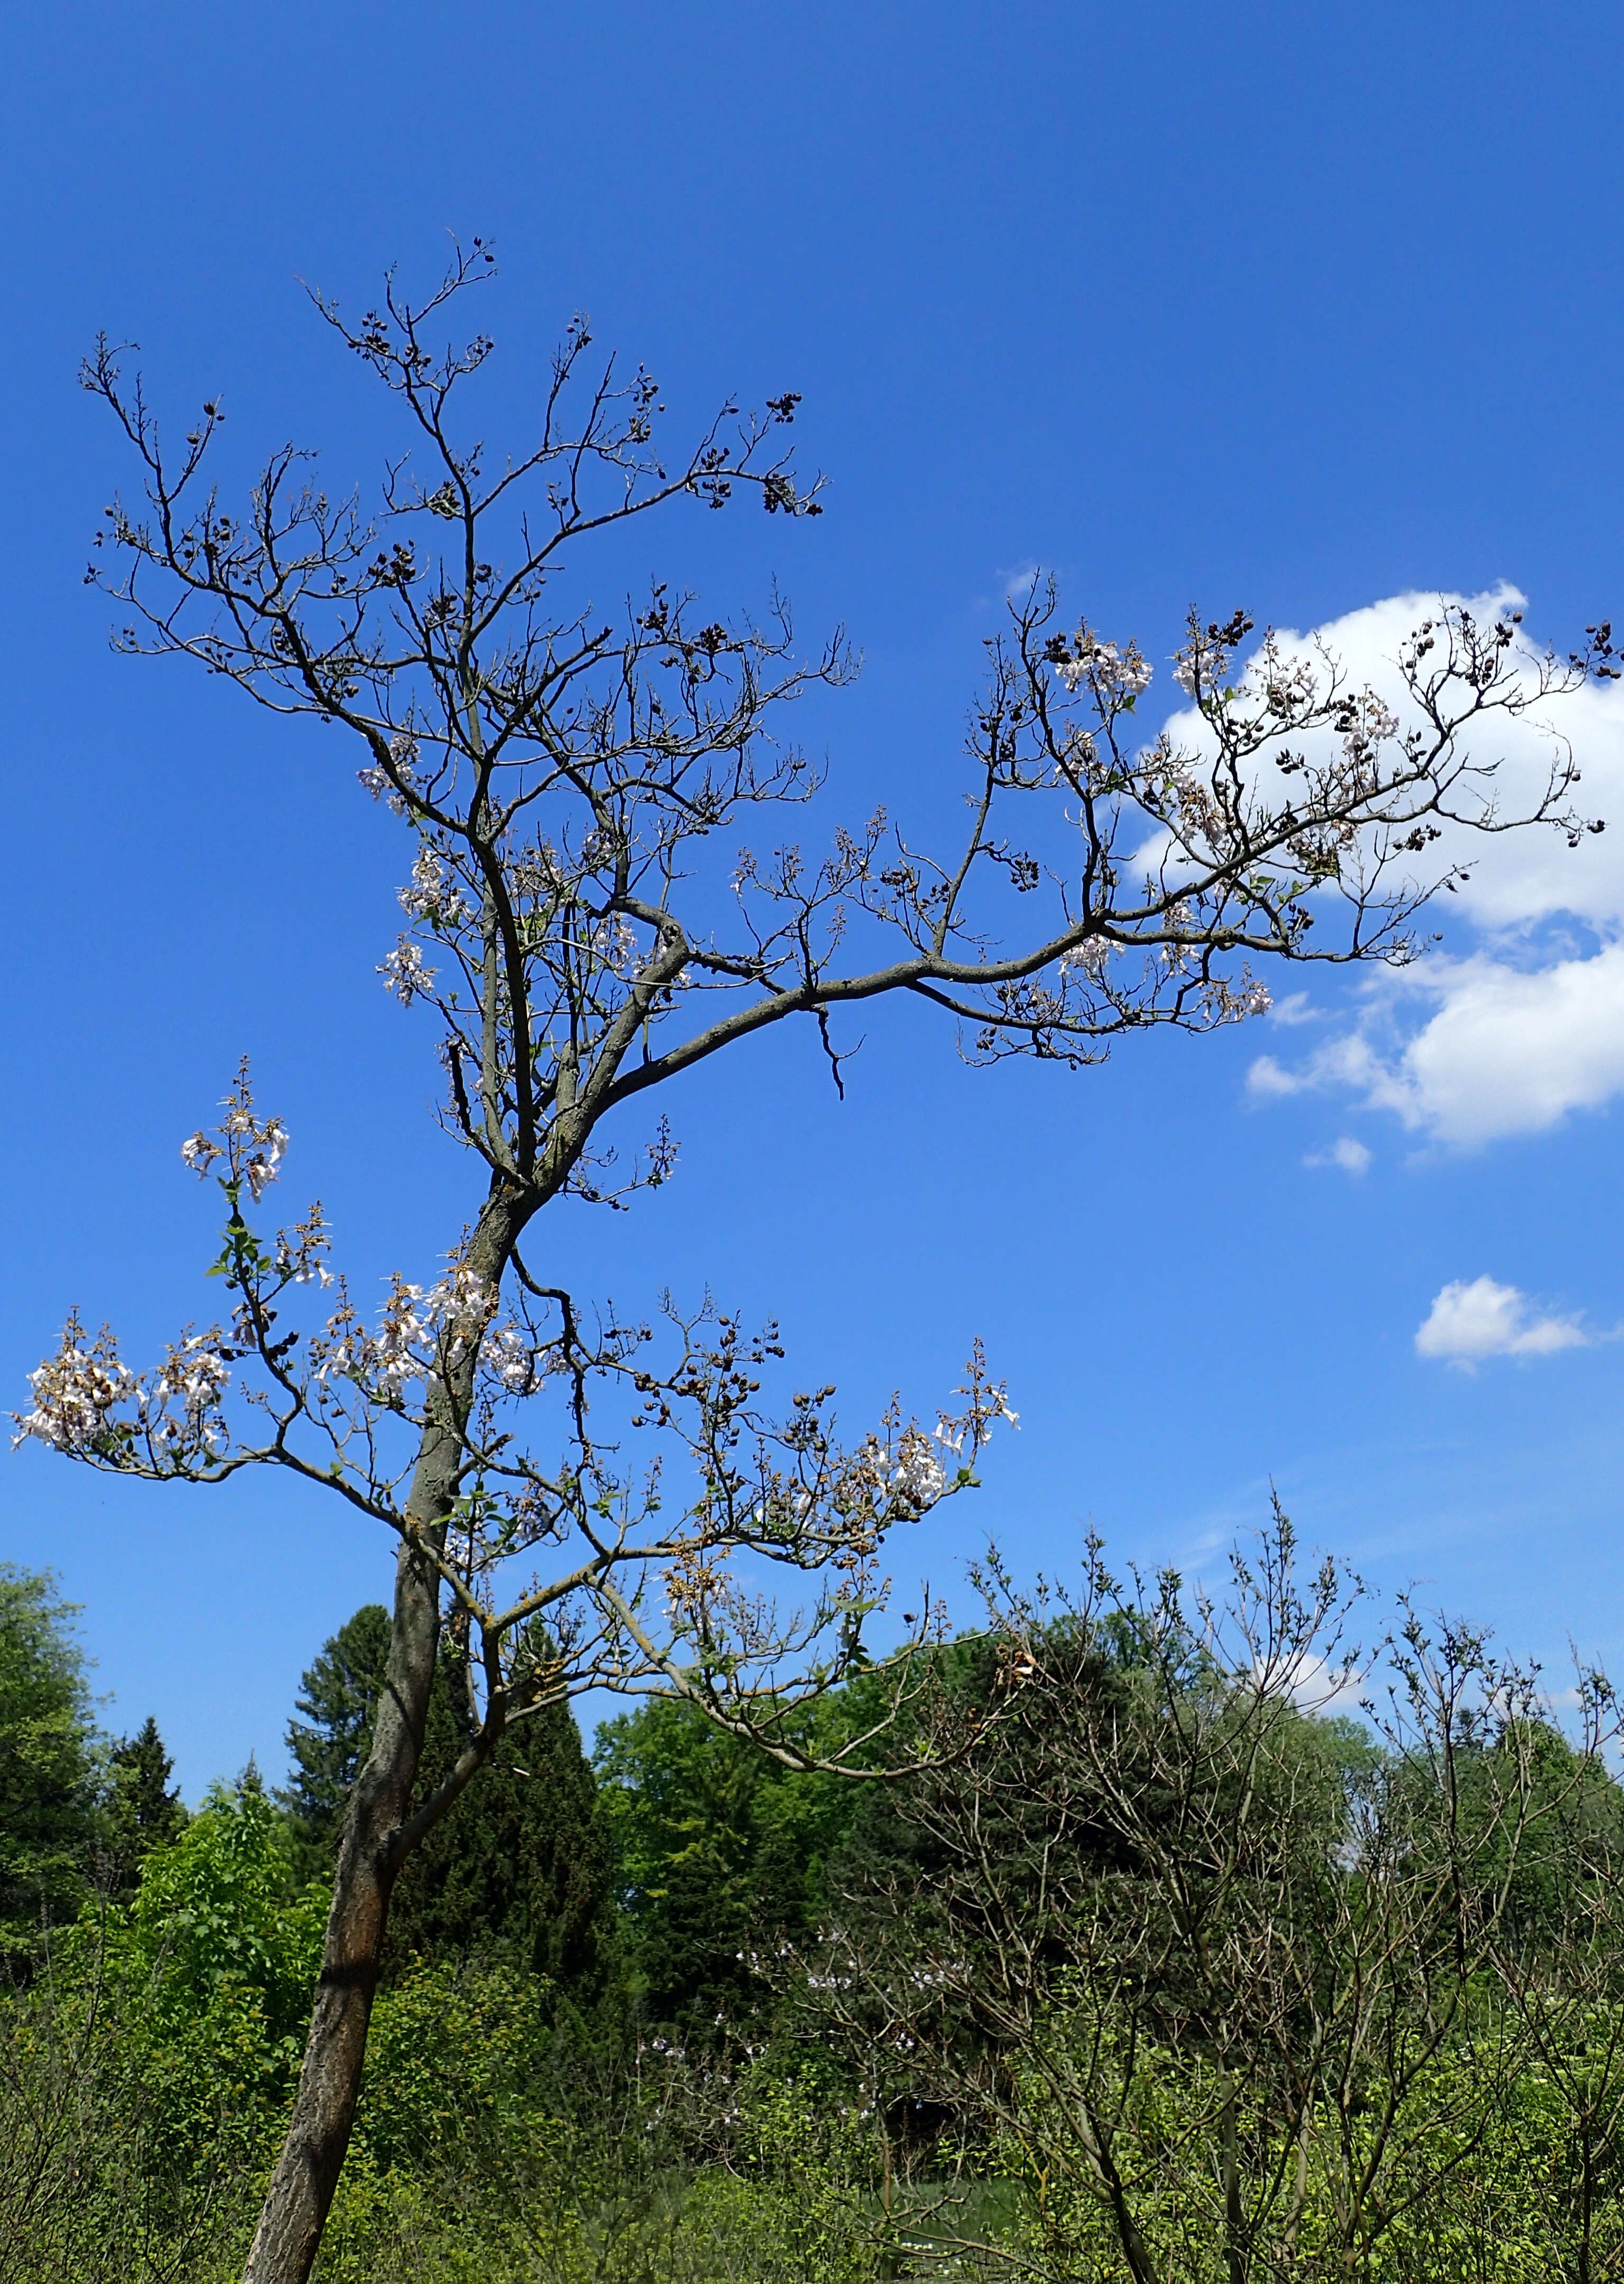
[
  {"xmin": 936, "ymin": 1391, "xmax": 1018, "ymax": 1450},
  {"xmin": 181, "ymin": 1102, "xmax": 288, "ymax": 1203},
  {"xmin": 890, "ymin": 1428, "xmax": 948, "ymax": 1512},
  {"xmin": 1160, "ymin": 897, "xmax": 1195, "ymax": 969},
  {"xmin": 1257, "ymin": 642, "xmax": 1322, "ymax": 719},
  {"xmin": 1196, "ymin": 972, "xmax": 1272, "ymax": 1025},
  {"xmin": 15, "ymin": 1316, "xmax": 241, "ymax": 1460},
  {"xmin": 1054, "ymin": 628, "xmax": 1154, "ymax": 703},
  {"xmin": 398, "ymin": 845, "xmax": 468, "ymax": 926},
  {"xmin": 356, "ymin": 734, "xmax": 419, "ymax": 817},
  {"xmin": 1156, "ymin": 755, "xmax": 1226, "ymax": 851},
  {"xmin": 1060, "ymin": 933, "xmax": 1113, "ymax": 981},
  {"xmin": 239, "ymin": 1123, "xmax": 287, "ymax": 1204},
  {"xmin": 1173, "ymin": 641, "xmax": 1232, "ymax": 699},
  {"xmin": 481, "ymin": 1322, "xmax": 560, "ymax": 1397},
  {"xmin": 1340, "ymin": 690, "xmax": 1400, "ymax": 763},
  {"xmin": 15, "ymin": 1333, "xmax": 134, "ymax": 1453},
  {"xmin": 378, "ymin": 942, "xmax": 437, "ymax": 1004},
  {"xmin": 591, "ymin": 912, "xmax": 642, "ymax": 977},
  {"xmin": 152, "ymin": 1333, "xmax": 233, "ymax": 1442},
  {"xmin": 271, "ymin": 1228, "xmax": 334, "ymax": 1289},
  {"xmin": 316, "ymin": 1264, "xmax": 481, "ymax": 1397},
  {"xmin": 313, "ymin": 1265, "xmax": 552, "ymax": 1404}
]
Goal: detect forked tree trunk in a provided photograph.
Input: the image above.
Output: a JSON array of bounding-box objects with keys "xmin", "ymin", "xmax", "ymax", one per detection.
[{"xmin": 243, "ymin": 1194, "xmax": 528, "ymax": 2284}]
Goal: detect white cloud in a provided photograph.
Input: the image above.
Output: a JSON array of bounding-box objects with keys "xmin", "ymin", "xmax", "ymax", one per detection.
[
  {"xmin": 1377, "ymin": 946, "xmax": 1624, "ymax": 1144},
  {"xmin": 1305, "ymin": 1136, "xmax": 1371, "ymax": 1174},
  {"xmin": 1268, "ymin": 991, "xmax": 1320, "ymax": 1028},
  {"xmin": 1193, "ymin": 589, "xmax": 1624, "ymax": 1149},
  {"xmin": 1249, "ymin": 945, "xmax": 1624, "ymax": 1146},
  {"xmin": 1277, "ymin": 1650, "xmax": 1367, "ymax": 1719},
  {"xmin": 1414, "ymin": 1275, "xmax": 1587, "ymax": 1368},
  {"xmin": 1249, "ymin": 1054, "xmax": 1300, "ymax": 1098}
]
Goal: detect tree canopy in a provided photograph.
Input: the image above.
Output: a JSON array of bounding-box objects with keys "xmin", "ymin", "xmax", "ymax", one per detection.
[{"xmin": 0, "ymin": 1565, "xmax": 99, "ymax": 1967}]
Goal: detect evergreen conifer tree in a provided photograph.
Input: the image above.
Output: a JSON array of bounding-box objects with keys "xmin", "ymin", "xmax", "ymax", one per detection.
[
  {"xmin": 105, "ymin": 1712, "xmax": 186, "ymax": 1891},
  {"xmin": 281, "ymin": 1606, "xmax": 620, "ymax": 2010},
  {"xmin": 386, "ymin": 1641, "xmax": 619, "ymax": 2003},
  {"xmin": 279, "ymin": 1604, "xmax": 391, "ymax": 1884}
]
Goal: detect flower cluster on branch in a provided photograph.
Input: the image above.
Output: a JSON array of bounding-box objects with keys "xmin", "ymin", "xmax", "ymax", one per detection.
[{"xmin": 18, "ymin": 1072, "xmax": 1010, "ymax": 1778}]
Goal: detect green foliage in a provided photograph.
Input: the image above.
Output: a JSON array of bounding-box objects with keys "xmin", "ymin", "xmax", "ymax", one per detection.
[
  {"xmin": 0, "ymin": 1965, "xmax": 244, "ymax": 2284},
  {"xmin": 104, "ymin": 1714, "xmax": 186, "ymax": 1894},
  {"xmin": 279, "ymin": 1603, "xmax": 392, "ymax": 1884},
  {"xmin": 351, "ymin": 1955, "xmax": 553, "ymax": 2175},
  {"xmin": 310, "ymin": 2161, "xmax": 876, "ymax": 2284},
  {"xmin": 982, "ymin": 2010, "xmax": 1624, "ymax": 2283},
  {"xmin": 77, "ymin": 1773, "xmax": 327, "ymax": 2171},
  {"xmin": 0, "ymin": 1565, "xmax": 99, "ymax": 1969},
  {"xmin": 593, "ymin": 1693, "xmax": 861, "ymax": 2033},
  {"xmin": 20, "ymin": 1570, "xmax": 1624, "ymax": 2282},
  {"xmin": 312, "ymin": 2041, "xmax": 881, "ymax": 2284}
]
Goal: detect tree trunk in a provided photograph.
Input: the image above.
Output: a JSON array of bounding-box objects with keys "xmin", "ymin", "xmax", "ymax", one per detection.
[
  {"xmin": 240, "ymin": 1523, "xmax": 439, "ymax": 2283},
  {"xmin": 242, "ymin": 1193, "xmax": 527, "ymax": 2284},
  {"xmin": 1220, "ymin": 2073, "xmax": 1247, "ymax": 2284}
]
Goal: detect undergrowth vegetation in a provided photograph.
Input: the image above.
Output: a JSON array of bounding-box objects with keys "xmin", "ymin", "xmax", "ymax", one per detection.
[{"xmin": 8, "ymin": 1532, "xmax": 1624, "ymax": 2282}]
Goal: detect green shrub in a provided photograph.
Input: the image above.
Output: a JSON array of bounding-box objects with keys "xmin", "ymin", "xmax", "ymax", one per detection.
[{"xmin": 60, "ymin": 1775, "xmax": 325, "ymax": 2174}]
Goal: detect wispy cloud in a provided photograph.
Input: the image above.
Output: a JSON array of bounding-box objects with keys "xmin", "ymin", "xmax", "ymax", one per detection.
[
  {"xmin": 1414, "ymin": 1275, "xmax": 1587, "ymax": 1369},
  {"xmin": 1305, "ymin": 1136, "xmax": 1371, "ymax": 1175},
  {"xmin": 1268, "ymin": 991, "xmax": 1320, "ymax": 1029}
]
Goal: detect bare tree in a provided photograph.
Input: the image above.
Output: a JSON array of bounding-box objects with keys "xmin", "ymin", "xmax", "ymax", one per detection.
[{"xmin": 17, "ymin": 238, "xmax": 1618, "ymax": 2282}]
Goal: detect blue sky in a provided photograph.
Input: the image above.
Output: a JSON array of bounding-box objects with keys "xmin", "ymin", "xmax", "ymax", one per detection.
[{"xmin": 4, "ymin": 1, "xmax": 1623, "ymax": 1794}]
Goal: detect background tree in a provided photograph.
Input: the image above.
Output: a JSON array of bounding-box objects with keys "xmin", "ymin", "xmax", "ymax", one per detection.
[
  {"xmin": 91, "ymin": 1775, "xmax": 328, "ymax": 2177},
  {"xmin": 0, "ymin": 1565, "xmax": 99, "ymax": 1972},
  {"xmin": 792, "ymin": 1522, "xmax": 1624, "ymax": 2284},
  {"xmin": 387, "ymin": 1634, "xmax": 619, "ymax": 2008},
  {"xmin": 279, "ymin": 1606, "xmax": 392, "ymax": 1885},
  {"xmin": 105, "ymin": 1714, "xmax": 186, "ymax": 1895},
  {"xmin": 20, "ymin": 241, "xmax": 1618, "ymax": 2282},
  {"xmin": 281, "ymin": 1603, "xmax": 619, "ymax": 2010},
  {"xmin": 595, "ymin": 1691, "xmax": 863, "ymax": 2038}
]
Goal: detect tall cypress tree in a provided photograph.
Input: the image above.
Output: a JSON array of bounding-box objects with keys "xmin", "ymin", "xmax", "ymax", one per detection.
[{"xmin": 387, "ymin": 1640, "xmax": 618, "ymax": 2000}]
